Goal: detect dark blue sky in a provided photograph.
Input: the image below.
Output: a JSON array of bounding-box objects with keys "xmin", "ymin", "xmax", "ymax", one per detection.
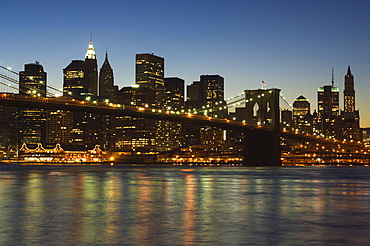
[{"xmin": 2, "ymin": 0, "xmax": 370, "ymax": 126}]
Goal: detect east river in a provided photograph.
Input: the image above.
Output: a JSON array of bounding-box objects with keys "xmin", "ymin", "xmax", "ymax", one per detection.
[{"xmin": 0, "ymin": 164, "xmax": 370, "ymax": 245}]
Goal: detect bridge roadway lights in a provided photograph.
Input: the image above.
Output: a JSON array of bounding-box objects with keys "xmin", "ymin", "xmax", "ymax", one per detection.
[{"xmin": 243, "ymin": 130, "xmax": 281, "ymax": 166}]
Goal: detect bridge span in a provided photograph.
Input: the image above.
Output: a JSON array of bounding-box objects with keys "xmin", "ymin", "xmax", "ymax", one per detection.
[{"xmin": 0, "ymin": 93, "xmax": 368, "ymax": 165}]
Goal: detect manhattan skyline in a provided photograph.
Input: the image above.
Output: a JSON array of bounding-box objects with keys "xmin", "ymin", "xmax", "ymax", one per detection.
[{"xmin": 2, "ymin": 0, "xmax": 370, "ymax": 126}]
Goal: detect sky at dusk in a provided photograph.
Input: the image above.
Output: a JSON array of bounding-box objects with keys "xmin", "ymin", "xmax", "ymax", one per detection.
[{"xmin": 2, "ymin": 0, "xmax": 370, "ymax": 126}]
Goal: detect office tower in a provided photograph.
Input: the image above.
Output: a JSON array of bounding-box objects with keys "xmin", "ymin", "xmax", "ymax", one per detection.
[
  {"xmin": 46, "ymin": 109, "xmax": 73, "ymax": 145},
  {"xmin": 317, "ymin": 71, "xmax": 342, "ymax": 139},
  {"xmin": 99, "ymin": 52, "xmax": 115, "ymax": 101},
  {"xmin": 135, "ymin": 53, "xmax": 166, "ymax": 151},
  {"xmin": 63, "ymin": 40, "xmax": 98, "ymax": 100},
  {"xmin": 63, "ymin": 40, "xmax": 105, "ymax": 149},
  {"xmin": 200, "ymin": 75, "xmax": 227, "ymax": 150},
  {"xmin": 63, "ymin": 60, "xmax": 85, "ymax": 99},
  {"xmin": 18, "ymin": 62, "xmax": 47, "ymax": 145},
  {"xmin": 185, "ymin": 75, "xmax": 227, "ymax": 116},
  {"xmin": 318, "ymin": 85, "xmax": 339, "ymax": 118},
  {"xmin": 293, "ymin": 95, "xmax": 313, "ymax": 134},
  {"xmin": 201, "ymin": 75, "xmax": 225, "ymax": 107},
  {"xmin": 342, "ymin": 66, "xmax": 361, "ymax": 140},
  {"xmin": 185, "ymin": 81, "xmax": 202, "ymax": 109},
  {"xmin": 157, "ymin": 77, "xmax": 185, "ymax": 150},
  {"xmin": 184, "ymin": 75, "xmax": 227, "ymax": 150},
  {"xmin": 293, "ymin": 95, "xmax": 310, "ymax": 117},
  {"xmin": 113, "ymin": 85, "xmax": 156, "ymax": 151},
  {"xmin": 84, "ymin": 40, "xmax": 98, "ymax": 97},
  {"xmin": 163, "ymin": 77, "xmax": 185, "ymax": 111},
  {"xmin": 136, "ymin": 53, "xmax": 164, "ymax": 96}
]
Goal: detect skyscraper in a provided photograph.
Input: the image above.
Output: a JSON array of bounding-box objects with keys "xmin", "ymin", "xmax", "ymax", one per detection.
[
  {"xmin": 136, "ymin": 53, "xmax": 164, "ymax": 95},
  {"xmin": 62, "ymin": 40, "xmax": 102, "ymax": 149},
  {"xmin": 135, "ymin": 53, "xmax": 166, "ymax": 151},
  {"xmin": 63, "ymin": 60, "xmax": 85, "ymax": 99},
  {"xmin": 99, "ymin": 51, "xmax": 115, "ymax": 100},
  {"xmin": 293, "ymin": 95, "xmax": 313, "ymax": 134},
  {"xmin": 158, "ymin": 77, "xmax": 185, "ymax": 150},
  {"xmin": 114, "ymin": 85, "xmax": 156, "ymax": 151},
  {"xmin": 317, "ymin": 85, "xmax": 339, "ymax": 118},
  {"xmin": 317, "ymin": 71, "xmax": 342, "ymax": 139},
  {"xmin": 18, "ymin": 62, "xmax": 47, "ymax": 144},
  {"xmin": 184, "ymin": 75, "xmax": 227, "ymax": 150},
  {"xmin": 63, "ymin": 40, "xmax": 98, "ymax": 100},
  {"xmin": 84, "ymin": 41, "xmax": 98, "ymax": 97},
  {"xmin": 343, "ymin": 66, "xmax": 355, "ymax": 116},
  {"xmin": 201, "ymin": 75, "xmax": 224, "ymax": 107},
  {"xmin": 342, "ymin": 66, "xmax": 361, "ymax": 140}
]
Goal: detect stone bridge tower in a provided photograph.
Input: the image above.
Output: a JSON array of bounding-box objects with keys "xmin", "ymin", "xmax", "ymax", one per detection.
[
  {"xmin": 243, "ymin": 88, "xmax": 281, "ymax": 166},
  {"xmin": 245, "ymin": 88, "xmax": 281, "ymax": 129}
]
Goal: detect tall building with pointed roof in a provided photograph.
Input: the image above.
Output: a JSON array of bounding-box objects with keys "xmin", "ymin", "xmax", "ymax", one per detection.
[
  {"xmin": 343, "ymin": 66, "xmax": 355, "ymax": 116},
  {"xmin": 341, "ymin": 66, "xmax": 361, "ymax": 140},
  {"xmin": 63, "ymin": 40, "xmax": 98, "ymax": 99},
  {"xmin": 99, "ymin": 52, "xmax": 115, "ymax": 100},
  {"xmin": 84, "ymin": 41, "xmax": 98, "ymax": 96}
]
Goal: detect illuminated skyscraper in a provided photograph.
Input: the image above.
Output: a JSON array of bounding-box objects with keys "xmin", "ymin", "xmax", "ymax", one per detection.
[
  {"xmin": 62, "ymin": 40, "xmax": 103, "ymax": 149},
  {"xmin": 18, "ymin": 62, "xmax": 47, "ymax": 144},
  {"xmin": 136, "ymin": 53, "xmax": 164, "ymax": 95},
  {"xmin": 114, "ymin": 85, "xmax": 156, "ymax": 151},
  {"xmin": 317, "ymin": 70, "xmax": 342, "ymax": 139},
  {"xmin": 135, "ymin": 53, "xmax": 166, "ymax": 151},
  {"xmin": 157, "ymin": 77, "xmax": 185, "ymax": 150},
  {"xmin": 341, "ymin": 66, "xmax": 361, "ymax": 140},
  {"xmin": 63, "ymin": 40, "xmax": 98, "ymax": 100},
  {"xmin": 184, "ymin": 75, "xmax": 227, "ymax": 150},
  {"xmin": 84, "ymin": 40, "xmax": 98, "ymax": 97},
  {"xmin": 63, "ymin": 60, "xmax": 85, "ymax": 99},
  {"xmin": 293, "ymin": 95, "xmax": 313, "ymax": 134},
  {"xmin": 201, "ymin": 75, "xmax": 224, "ymax": 107}
]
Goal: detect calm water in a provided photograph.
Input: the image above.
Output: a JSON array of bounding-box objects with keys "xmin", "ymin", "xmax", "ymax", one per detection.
[{"xmin": 0, "ymin": 164, "xmax": 370, "ymax": 245}]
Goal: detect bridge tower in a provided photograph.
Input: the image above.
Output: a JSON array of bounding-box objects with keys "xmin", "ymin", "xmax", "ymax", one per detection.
[
  {"xmin": 243, "ymin": 88, "xmax": 281, "ymax": 166},
  {"xmin": 245, "ymin": 88, "xmax": 280, "ymax": 129}
]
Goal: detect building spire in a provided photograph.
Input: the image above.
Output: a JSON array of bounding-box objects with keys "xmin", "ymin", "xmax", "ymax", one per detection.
[
  {"xmin": 85, "ymin": 31, "xmax": 96, "ymax": 59},
  {"xmin": 347, "ymin": 65, "xmax": 352, "ymax": 76},
  {"xmin": 331, "ymin": 67, "xmax": 334, "ymax": 87}
]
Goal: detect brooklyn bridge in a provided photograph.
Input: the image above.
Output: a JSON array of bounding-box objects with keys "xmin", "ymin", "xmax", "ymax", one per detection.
[{"xmin": 0, "ymin": 65, "xmax": 368, "ymax": 166}]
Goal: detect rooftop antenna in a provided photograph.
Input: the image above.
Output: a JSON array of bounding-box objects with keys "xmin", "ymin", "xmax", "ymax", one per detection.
[
  {"xmin": 331, "ymin": 67, "xmax": 334, "ymax": 87},
  {"xmin": 90, "ymin": 30, "xmax": 93, "ymax": 42}
]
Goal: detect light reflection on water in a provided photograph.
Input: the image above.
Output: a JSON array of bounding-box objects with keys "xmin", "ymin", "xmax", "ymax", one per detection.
[{"xmin": 0, "ymin": 165, "xmax": 370, "ymax": 245}]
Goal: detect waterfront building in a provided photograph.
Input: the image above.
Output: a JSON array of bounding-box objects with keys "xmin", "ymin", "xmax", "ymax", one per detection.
[
  {"xmin": 18, "ymin": 62, "xmax": 47, "ymax": 144},
  {"xmin": 0, "ymin": 106, "xmax": 18, "ymax": 150},
  {"xmin": 341, "ymin": 66, "xmax": 361, "ymax": 141},
  {"xmin": 46, "ymin": 108, "xmax": 73, "ymax": 146},
  {"xmin": 158, "ymin": 77, "xmax": 185, "ymax": 150},
  {"xmin": 113, "ymin": 85, "xmax": 156, "ymax": 151},
  {"xmin": 135, "ymin": 53, "xmax": 167, "ymax": 151}
]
